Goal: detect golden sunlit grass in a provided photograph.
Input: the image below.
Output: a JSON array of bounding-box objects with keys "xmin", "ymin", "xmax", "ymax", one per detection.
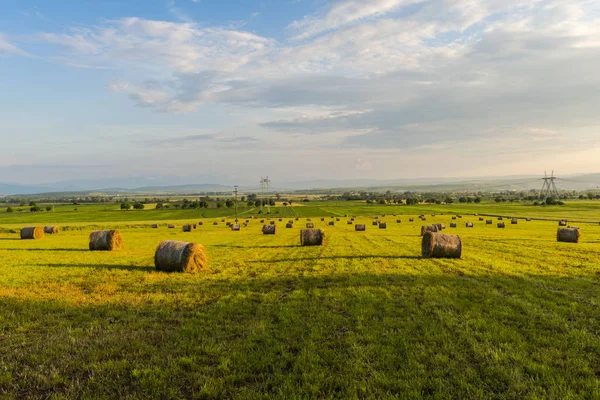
[{"xmin": 1, "ymin": 205, "xmax": 600, "ymax": 398}]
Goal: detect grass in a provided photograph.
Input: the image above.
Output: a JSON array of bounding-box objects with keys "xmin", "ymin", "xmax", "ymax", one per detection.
[{"xmin": 1, "ymin": 202, "xmax": 600, "ymax": 398}]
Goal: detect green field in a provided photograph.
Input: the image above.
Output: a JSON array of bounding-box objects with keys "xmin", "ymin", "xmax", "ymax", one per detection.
[{"xmin": 2, "ymin": 202, "xmax": 600, "ymax": 398}]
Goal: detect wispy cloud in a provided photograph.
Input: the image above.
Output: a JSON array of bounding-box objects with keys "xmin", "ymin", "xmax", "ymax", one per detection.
[
  {"xmin": 288, "ymin": 0, "xmax": 422, "ymax": 40},
  {"xmin": 0, "ymin": 34, "xmax": 30, "ymax": 56},
  {"xmin": 21, "ymin": 0, "xmax": 600, "ymax": 162}
]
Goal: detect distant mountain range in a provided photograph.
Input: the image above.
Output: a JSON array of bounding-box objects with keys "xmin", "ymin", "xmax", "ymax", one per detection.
[{"xmin": 1, "ymin": 174, "xmax": 599, "ymax": 196}]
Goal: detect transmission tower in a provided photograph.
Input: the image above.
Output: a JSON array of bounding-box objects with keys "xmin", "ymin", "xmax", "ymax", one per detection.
[{"xmin": 540, "ymin": 171, "xmax": 560, "ymax": 199}]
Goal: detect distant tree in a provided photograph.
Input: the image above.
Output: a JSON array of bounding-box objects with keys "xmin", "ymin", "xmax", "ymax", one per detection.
[
  {"xmin": 588, "ymin": 192, "xmax": 595, "ymax": 200},
  {"xmin": 46, "ymin": 206, "xmax": 52, "ymax": 212},
  {"xmin": 6, "ymin": 206, "xmax": 13, "ymax": 213},
  {"xmin": 254, "ymin": 200, "xmax": 262, "ymax": 207},
  {"xmin": 225, "ymin": 200, "xmax": 234, "ymax": 208},
  {"xmin": 216, "ymin": 202, "xmax": 223, "ymax": 208},
  {"xmin": 30, "ymin": 206, "xmax": 41, "ymax": 212},
  {"xmin": 579, "ymin": 195, "xmax": 585, "ymax": 200},
  {"xmin": 247, "ymin": 201, "xmax": 254, "ymax": 207},
  {"xmin": 288, "ymin": 200, "xmax": 293, "ymax": 205},
  {"xmin": 494, "ymin": 197, "xmax": 502, "ymax": 203},
  {"xmin": 155, "ymin": 203, "xmax": 164, "ymax": 210},
  {"xmin": 29, "ymin": 201, "xmax": 36, "ymax": 207},
  {"xmin": 445, "ymin": 197, "xmax": 454, "ymax": 204},
  {"xmin": 120, "ymin": 202, "xmax": 132, "ymax": 210},
  {"xmin": 458, "ymin": 197, "xmax": 467, "ymax": 203},
  {"xmin": 133, "ymin": 203, "xmax": 145, "ymax": 210},
  {"xmin": 474, "ymin": 197, "xmax": 482, "ymax": 204},
  {"xmin": 282, "ymin": 202, "xmax": 288, "ymax": 206},
  {"xmin": 241, "ymin": 196, "xmax": 246, "ymax": 202},
  {"xmin": 378, "ymin": 199, "xmax": 386, "ymax": 204}
]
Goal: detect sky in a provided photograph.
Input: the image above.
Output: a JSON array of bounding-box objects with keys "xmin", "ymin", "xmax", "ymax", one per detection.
[{"xmin": 1, "ymin": 0, "xmax": 599, "ymax": 186}]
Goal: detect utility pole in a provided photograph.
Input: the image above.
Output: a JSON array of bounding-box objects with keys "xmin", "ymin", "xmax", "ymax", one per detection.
[
  {"xmin": 260, "ymin": 177, "xmax": 265, "ymax": 214},
  {"xmin": 233, "ymin": 185, "xmax": 239, "ymax": 222}
]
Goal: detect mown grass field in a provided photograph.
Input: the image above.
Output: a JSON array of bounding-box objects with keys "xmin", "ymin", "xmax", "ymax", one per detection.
[{"xmin": 1, "ymin": 202, "xmax": 600, "ymax": 398}]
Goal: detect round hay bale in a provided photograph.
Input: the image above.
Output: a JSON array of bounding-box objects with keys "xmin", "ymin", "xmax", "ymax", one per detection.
[
  {"xmin": 306, "ymin": 222, "xmax": 315, "ymax": 229},
  {"xmin": 336, "ymin": 218, "xmax": 340, "ymax": 222},
  {"xmin": 450, "ymin": 222, "xmax": 457, "ymax": 228},
  {"xmin": 347, "ymin": 220, "xmax": 353, "ymax": 225},
  {"xmin": 486, "ymin": 220, "xmax": 492, "ymax": 225},
  {"xmin": 295, "ymin": 217, "xmax": 299, "ymax": 221},
  {"xmin": 20, "ymin": 227, "xmax": 44, "ymax": 240},
  {"xmin": 44, "ymin": 225, "xmax": 59, "ymax": 234},
  {"xmin": 355, "ymin": 224, "xmax": 366, "ymax": 231},
  {"xmin": 511, "ymin": 218, "xmax": 518, "ymax": 224},
  {"xmin": 286, "ymin": 222, "xmax": 293, "ymax": 228},
  {"xmin": 260, "ymin": 219, "xmax": 265, "ymax": 223},
  {"xmin": 155, "ymin": 240, "xmax": 207, "ymax": 273},
  {"xmin": 221, "ymin": 219, "xmax": 225, "ymax": 222},
  {"xmin": 431, "ymin": 214, "xmax": 436, "ymax": 217},
  {"xmin": 263, "ymin": 224, "xmax": 276, "ymax": 234},
  {"xmin": 422, "ymin": 232, "xmax": 462, "ymax": 258},
  {"xmin": 321, "ymin": 218, "xmax": 325, "ymax": 222},
  {"xmin": 89, "ymin": 230, "xmax": 123, "ymax": 251},
  {"xmin": 559, "ymin": 220, "xmax": 568, "ymax": 226},
  {"xmin": 151, "ymin": 224, "xmax": 159, "ymax": 229},
  {"xmin": 168, "ymin": 224, "xmax": 175, "ymax": 229},
  {"xmin": 307, "ymin": 218, "xmax": 311, "ymax": 221},
  {"xmin": 198, "ymin": 221, "xmax": 204, "ymax": 226},
  {"xmin": 452, "ymin": 216, "xmax": 457, "ymax": 220},
  {"xmin": 421, "ymin": 217, "xmax": 427, "ymax": 221},
  {"xmin": 457, "ymin": 215, "xmax": 462, "ymax": 219},
  {"xmin": 269, "ymin": 220, "xmax": 275, "ymax": 225},
  {"xmin": 466, "ymin": 222, "xmax": 474, "ymax": 228},
  {"xmin": 497, "ymin": 222, "xmax": 505, "ymax": 228},
  {"xmin": 300, "ymin": 229, "xmax": 325, "ymax": 246},
  {"xmin": 328, "ymin": 221, "xmax": 335, "ymax": 226},
  {"xmin": 372, "ymin": 221, "xmax": 379, "ymax": 226},
  {"xmin": 557, "ymin": 227, "xmax": 580, "ymax": 243},
  {"xmin": 231, "ymin": 224, "xmax": 241, "ymax": 231},
  {"xmin": 409, "ymin": 218, "xmax": 414, "ymax": 222},
  {"xmin": 213, "ymin": 222, "xmax": 218, "ymax": 226},
  {"xmin": 498, "ymin": 217, "xmax": 503, "ymax": 221},
  {"xmin": 246, "ymin": 220, "xmax": 250, "ymax": 223},
  {"xmin": 226, "ymin": 222, "xmax": 232, "ymax": 227},
  {"xmin": 479, "ymin": 217, "xmax": 484, "ymax": 221},
  {"xmin": 183, "ymin": 224, "xmax": 194, "ymax": 232},
  {"xmin": 278, "ymin": 218, "xmax": 283, "ymax": 222},
  {"xmin": 526, "ymin": 218, "xmax": 531, "ymax": 222},
  {"xmin": 420, "ymin": 225, "xmax": 438, "ymax": 236},
  {"xmin": 396, "ymin": 219, "xmax": 401, "ymax": 223},
  {"xmin": 379, "ymin": 223, "xmax": 387, "ymax": 229}
]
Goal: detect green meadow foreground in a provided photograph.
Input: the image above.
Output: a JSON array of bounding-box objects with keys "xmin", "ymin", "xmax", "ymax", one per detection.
[{"xmin": 1, "ymin": 203, "xmax": 600, "ymax": 398}]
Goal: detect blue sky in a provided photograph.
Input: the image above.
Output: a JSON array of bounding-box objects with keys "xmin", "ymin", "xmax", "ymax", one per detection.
[{"xmin": 1, "ymin": 0, "xmax": 600, "ymax": 186}]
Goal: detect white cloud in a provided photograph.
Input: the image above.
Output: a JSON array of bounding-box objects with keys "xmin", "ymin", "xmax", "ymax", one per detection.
[
  {"xmin": 288, "ymin": 0, "xmax": 423, "ymax": 40},
  {"xmin": 21, "ymin": 0, "xmax": 600, "ymax": 177},
  {"xmin": 0, "ymin": 34, "xmax": 29, "ymax": 56}
]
